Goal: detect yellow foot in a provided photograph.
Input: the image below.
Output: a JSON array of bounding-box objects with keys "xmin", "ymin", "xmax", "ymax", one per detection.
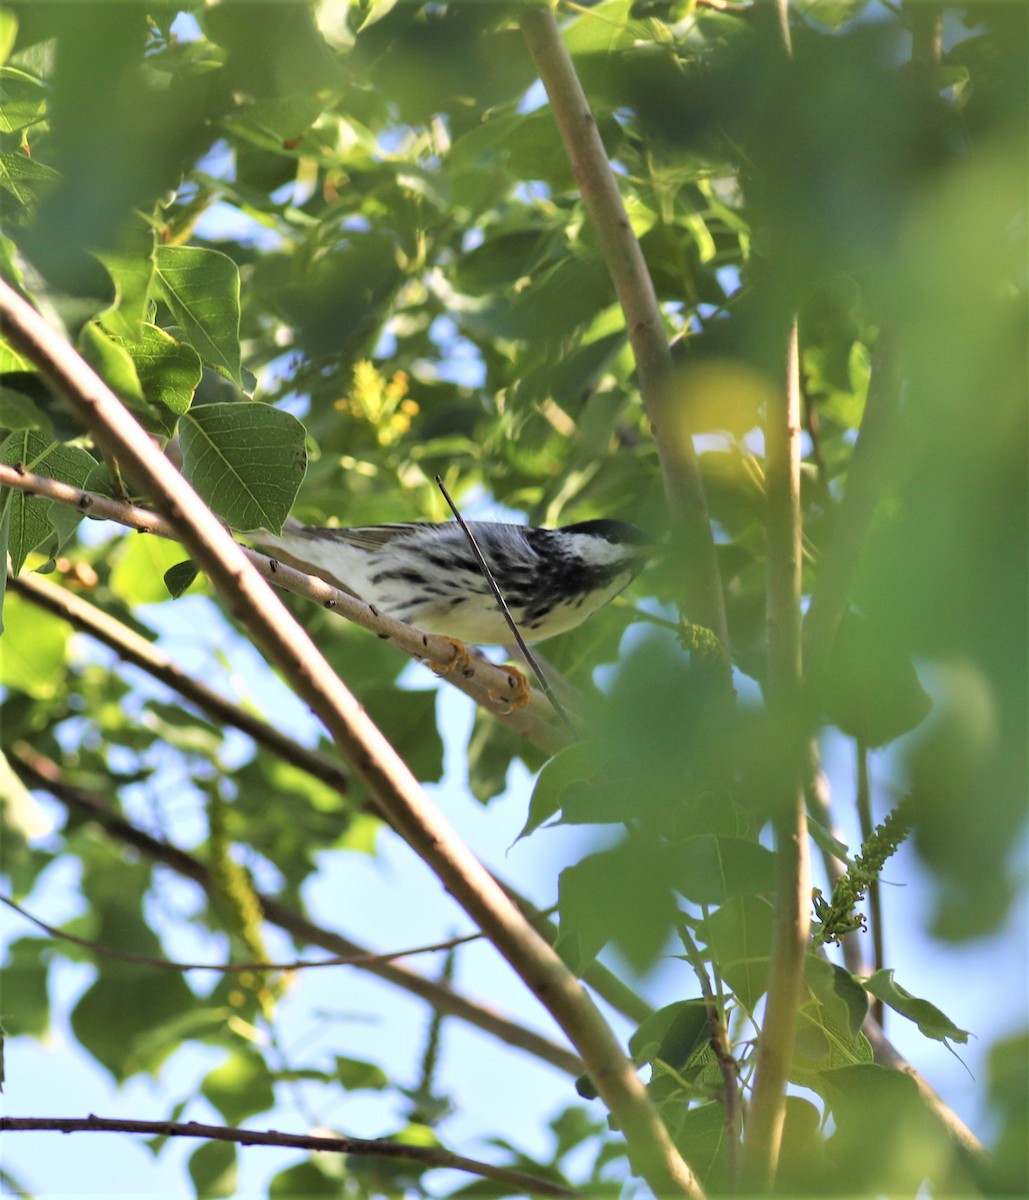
[
  {"xmin": 489, "ymin": 667, "xmax": 532, "ymax": 714},
  {"xmin": 429, "ymin": 636, "xmax": 475, "ymax": 679}
]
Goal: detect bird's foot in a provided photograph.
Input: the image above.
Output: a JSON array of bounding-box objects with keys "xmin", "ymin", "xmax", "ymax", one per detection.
[
  {"xmin": 489, "ymin": 667, "xmax": 532, "ymax": 714},
  {"xmin": 428, "ymin": 636, "xmax": 475, "ymax": 679}
]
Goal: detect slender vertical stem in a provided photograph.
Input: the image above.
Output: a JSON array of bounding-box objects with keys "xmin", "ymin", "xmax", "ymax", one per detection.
[
  {"xmin": 855, "ymin": 739, "xmax": 884, "ymax": 1025},
  {"xmin": 520, "ymin": 6, "xmax": 729, "ymax": 650},
  {"xmin": 743, "ymin": 315, "xmax": 810, "ymax": 1189}
]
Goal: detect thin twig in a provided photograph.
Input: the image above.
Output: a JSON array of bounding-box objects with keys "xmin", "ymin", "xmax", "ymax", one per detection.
[
  {"xmin": 6, "ymin": 742, "xmax": 585, "ymax": 1078},
  {"xmin": 7, "ymin": 568, "xmax": 351, "ymax": 794},
  {"xmin": 434, "ymin": 475, "xmax": 578, "ymax": 740},
  {"xmin": 520, "ymin": 6, "xmax": 729, "ymax": 651},
  {"xmin": 0, "ymin": 1117, "xmax": 575, "ymax": 1198},
  {"xmin": 679, "ymin": 924, "xmax": 742, "ymax": 1188},
  {"xmin": 0, "ymin": 463, "xmax": 568, "ymax": 756},
  {"xmin": 0, "ymin": 893, "xmax": 484, "ymax": 974}
]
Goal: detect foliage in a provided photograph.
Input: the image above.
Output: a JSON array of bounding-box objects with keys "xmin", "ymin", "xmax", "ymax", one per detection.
[{"xmin": 0, "ymin": 2, "xmax": 1025, "ymax": 1198}]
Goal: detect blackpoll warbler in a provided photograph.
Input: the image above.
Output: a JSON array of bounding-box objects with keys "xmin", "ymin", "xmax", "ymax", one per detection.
[{"xmin": 247, "ymin": 517, "xmax": 652, "ymax": 645}]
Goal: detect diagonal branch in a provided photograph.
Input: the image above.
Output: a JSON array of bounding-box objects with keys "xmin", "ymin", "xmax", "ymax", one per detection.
[
  {"xmin": 520, "ymin": 6, "xmax": 729, "ymax": 650},
  {"xmin": 6, "ymin": 742, "xmax": 583, "ymax": 1077},
  {"xmin": 0, "ymin": 464, "xmax": 568, "ymax": 756},
  {"xmin": 0, "ymin": 1117, "xmax": 575, "ymax": 1197},
  {"xmin": 0, "ymin": 278, "xmax": 701, "ymax": 1198},
  {"xmin": 8, "ymin": 566, "xmax": 650, "ymax": 1027}
]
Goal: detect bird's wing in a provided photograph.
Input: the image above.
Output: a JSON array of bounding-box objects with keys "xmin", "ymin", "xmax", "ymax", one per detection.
[{"xmin": 314, "ymin": 522, "xmax": 443, "ymax": 552}]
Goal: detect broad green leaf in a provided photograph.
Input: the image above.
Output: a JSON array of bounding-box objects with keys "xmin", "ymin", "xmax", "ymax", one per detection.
[
  {"xmin": 0, "ymin": 431, "xmax": 96, "ymax": 572},
  {"xmin": 361, "ymin": 687, "xmax": 442, "ymax": 783},
  {"xmin": 269, "ymin": 1161, "xmax": 340, "ymax": 1198},
  {"xmin": 222, "ymin": 93, "xmax": 328, "ymax": 152},
  {"xmin": 0, "ymin": 66, "xmax": 46, "ymax": 133},
  {"xmin": 115, "ymin": 324, "xmax": 202, "ymax": 436},
  {"xmin": 110, "ymin": 531, "xmax": 197, "ymax": 606},
  {"xmin": 202, "ymin": 1048, "xmax": 276, "ymax": 1125},
  {"xmin": 163, "ymin": 558, "xmax": 201, "ymax": 598},
  {"xmin": 0, "ymin": 746, "xmax": 53, "ymax": 837},
  {"xmin": 806, "ymin": 954, "xmax": 868, "ymax": 1039},
  {"xmin": 179, "ymin": 402, "xmax": 307, "ymax": 532},
  {"xmin": 0, "ymin": 334, "xmax": 32, "ymax": 372},
  {"xmin": 0, "ymin": 386, "xmax": 47, "ymax": 432},
  {"xmin": 95, "ymin": 215, "xmax": 157, "ymax": 342},
  {"xmin": 0, "ymin": 12, "xmax": 17, "ymax": 68},
  {"xmin": 70, "ymin": 970, "xmax": 196, "ymax": 1081},
  {"xmin": 0, "ymin": 151, "xmax": 59, "ymax": 207},
  {"xmin": 0, "ymin": 938, "xmax": 50, "ymax": 1038},
  {"xmin": 629, "ymin": 1000, "xmax": 709, "ymax": 1070},
  {"xmin": 334, "ymin": 1055, "xmax": 389, "ymax": 1091},
  {"xmin": 700, "ymin": 894, "xmax": 774, "ymax": 1014},
  {"xmin": 0, "ymin": 590, "xmax": 68, "ymax": 697},
  {"xmin": 153, "ymin": 245, "xmax": 242, "ymax": 386},
  {"xmin": 863, "ymin": 968, "xmax": 970, "ymax": 1045},
  {"xmin": 558, "ymin": 835, "xmax": 679, "ymax": 972},
  {"xmin": 78, "ymin": 321, "xmax": 146, "ymax": 406},
  {"xmin": 519, "ymin": 740, "xmax": 600, "ymax": 840},
  {"xmin": 672, "ymin": 835, "xmax": 776, "ymax": 904},
  {"xmin": 188, "ymin": 1139, "xmax": 237, "ymax": 1200}
]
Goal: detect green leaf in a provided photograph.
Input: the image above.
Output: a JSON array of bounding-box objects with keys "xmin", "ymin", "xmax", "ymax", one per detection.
[
  {"xmin": 78, "ymin": 321, "xmax": 146, "ymax": 406},
  {"xmin": 104, "ymin": 324, "xmax": 201, "ymax": 436},
  {"xmin": 0, "ymin": 385, "xmax": 48, "ymax": 432},
  {"xmin": 269, "ymin": 1160, "xmax": 340, "ymax": 1197},
  {"xmin": 110, "ymin": 532, "xmax": 199, "ymax": 606},
  {"xmin": 520, "ymin": 740, "xmax": 601, "ymax": 840},
  {"xmin": 0, "ymin": 12, "xmax": 17, "ymax": 68},
  {"xmin": 334, "ymin": 1054, "xmax": 389, "ymax": 1091},
  {"xmin": 153, "ymin": 246, "xmax": 243, "ymax": 386},
  {"xmin": 0, "ymin": 431, "xmax": 96, "ymax": 573},
  {"xmin": 863, "ymin": 968, "xmax": 970, "ymax": 1045},
  {"xmin": 188, "ymin": 1139, "xmax": 237, "ymax": 1199},
  {"xmin": 360, "ymin": 687, "xmax": 443, "ymax": 783},
  {"xmin": 672, "ymin": 835, "xmax": 776, "ymax": 905},
  {"xmin": 0, "ymin": 66, "xmax": 46, "ymax": 133},
  {"xmin": 163, "ymin": 559, "xmax": 201, "ymax": 598},
  {"xmin": 700, "ymin": 895, "xmax": 774, "ymax": 1014},
  {"xmin": 629, "ymin": 1000, "xmax": 709, "ymax": 1071},
  {"xmin": 178, "ymin": 402, "xmax": 307, "ymax": 532},
  {"xmin": 94, "ymin": 213, "xmax": 157, "ymax": 342},
  {"xmin": 0, "ymin": 938, "xmax": 51, "ymax": 1038},
  {"xmin": 0, "ymin": 746, "xmax": 53, "ymax": 837},
  {"xmin": 0, "ymin": 151, "xmax": 59, "ymax": 207},
  {"xmin": 558, "ymin": 834, "xmax": 679, "ymax": 972},
  {"xmin": 201, "ymin": 1048, "xmax": 276, "ymax": 1125},
  {"xmin": 0, "ymin": 590, "xmax": 69, "ymax": 698},
  {"xmin": 70, "ymin": 970, "xmax": 196, "ymax": 1081}
]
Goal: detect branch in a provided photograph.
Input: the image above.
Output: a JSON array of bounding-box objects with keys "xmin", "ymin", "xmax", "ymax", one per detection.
[
  {"xmin": 0, "ymin": 1117, "xmax": 575, "ymax": 1198},
  {"xmin": 520, "ymin": 6, "xmax": 729, "ymax": 650},
  {"xmin": 1, "ymin": 271, "xmax": 700, "ymax": 1200},
  {"xmin": 8, "ymin": 567, "xmax": 653, "ymax": 1032},
  {"xmin": 743, "ymin": 312, "xmax": 810, "ymax": 1189},
  {"xmin": 0, "ymin": 465, "xmax": 568, "ymax": 756},
  {"xmin": 6, "ymin": 742, "xmax": 584, "ymax": 1077},
  {"xmin": 7, "ymin": 568, "xmax": 352, "ymax": 793},
  {"xmin": 0, "ymin": 892, "xmax": 486, "ymax": 974}
]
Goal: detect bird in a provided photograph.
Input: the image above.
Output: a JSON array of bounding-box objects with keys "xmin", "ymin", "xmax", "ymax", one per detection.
[{"xmin": 245, "ymin": 516, "xmax": 653, "ymax": 645}]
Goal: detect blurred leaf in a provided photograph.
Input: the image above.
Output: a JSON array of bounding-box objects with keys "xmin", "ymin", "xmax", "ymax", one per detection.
[
  {"xmin": 201, "ymin": 1048, "xmax": 276, "ymax": 1125},
  {"xmin": 0, "ymin": 590, "xmax": 68, "ymax": 697},
  {"xmin": 629, "ymin": 999, "xmax": 709, "ymax": 1071},
  {"xmin": 0, "ymin": 746, "xmax": 52, "ymax": 837},
  {"xmin": 0, "ymin": 938, "xmax": 51, "ymax": 1037},
  {"xmin": 334, "ymin": 1054, "xmax": 389, "ymax": 1091},
  {"xmin": 671, "ymin": 835, "xmax": 775, "ymax": 905},
  {"xmin": 188, "ymin": 1138, "xmax": 237, "ymax": 1200},
  {"xmin": 110, "ymin": 532, "xmax": 199, "ymax": 606},
  {"xmin": 179, "ymin": 402, "xmax": 307, "ymax": 532},
  {"xmin": 558, "ymin": 834, "xmax": 679, "ymax": 972}
]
